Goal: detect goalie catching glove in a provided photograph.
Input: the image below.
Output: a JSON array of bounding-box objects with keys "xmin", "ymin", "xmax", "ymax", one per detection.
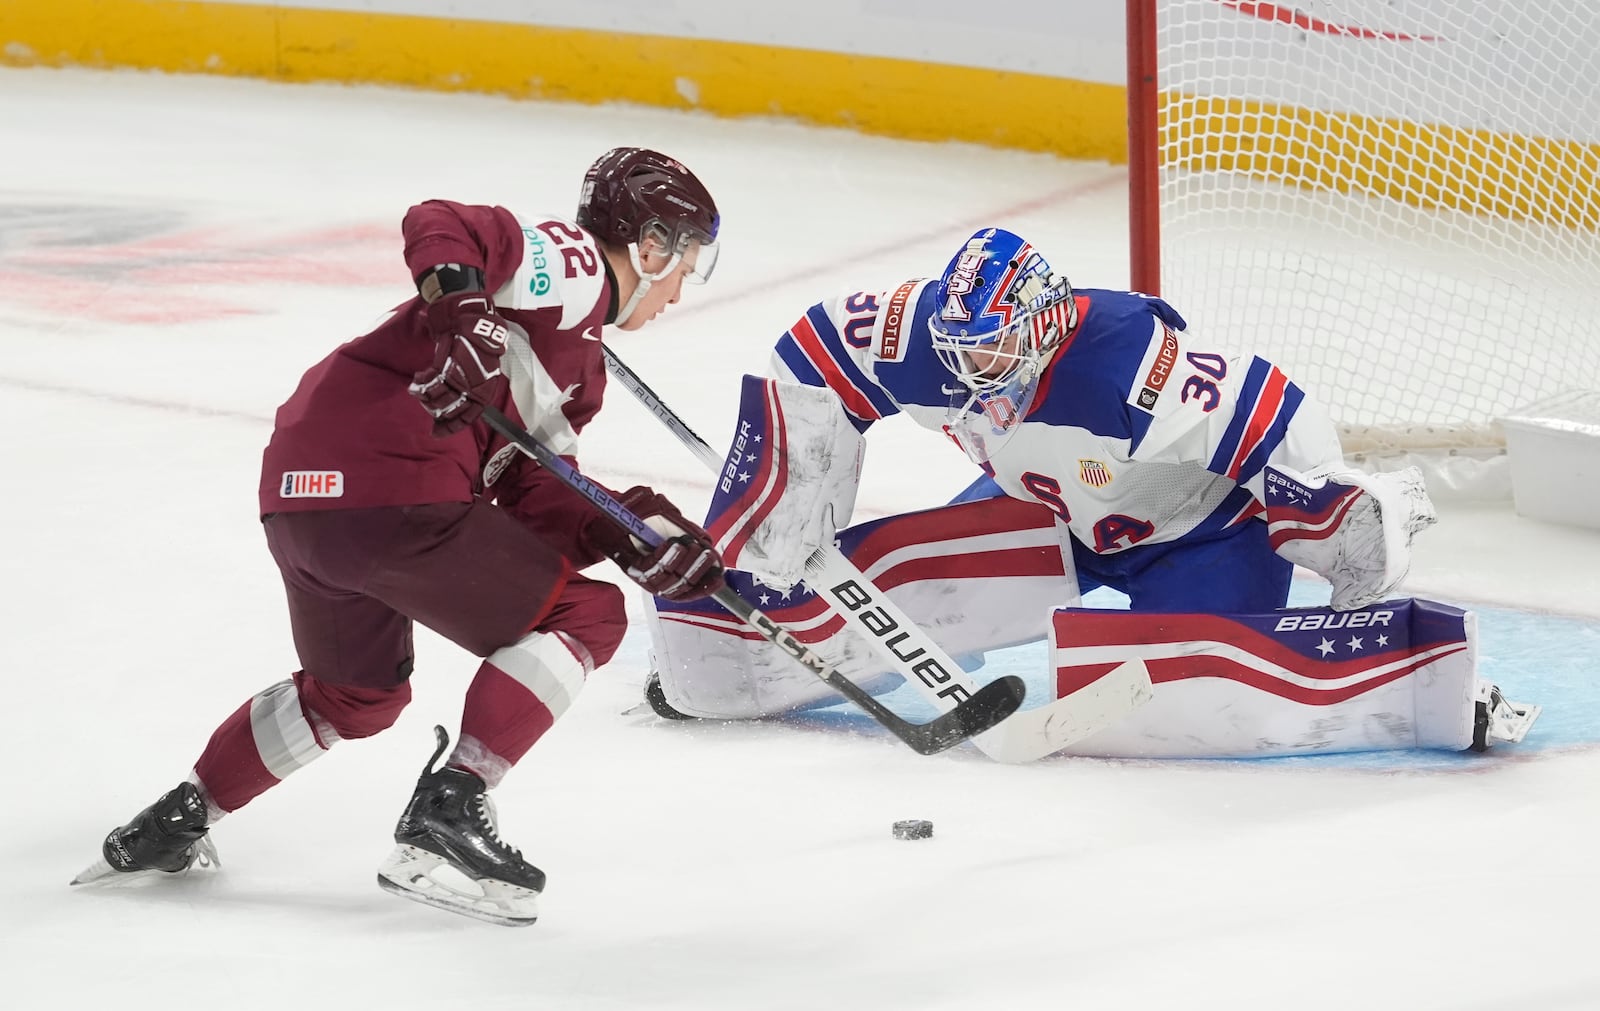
[
  {"xmin": 1266, "ymin": 464, "xmax": 1437, "ymax": 611},
  {"xmin": 583, "ymin": 487, "xmax": 727, "ymax": 602},
  {"xmin": 409, "ymin": 265, "xmax": 511, "ymax": 436}
]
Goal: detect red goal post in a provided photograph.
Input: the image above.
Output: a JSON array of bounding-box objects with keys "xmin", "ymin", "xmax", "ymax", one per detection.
[{"xmin": 1124, "ymin": 0, "xmax": 1600, "ymax": 486}]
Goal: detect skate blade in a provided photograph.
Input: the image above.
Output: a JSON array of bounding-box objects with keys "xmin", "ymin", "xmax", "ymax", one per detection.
[
  {"xmin": 1494, "ymin": 701, "xmax": 1543, "ymax": 745},
  {"xmin": 376, "ymin": 844, "xmax": 540, "ymax": 927},
  {"xmin": 70, "ymin": 857, "xmax": 118, "ymax": 886},
  {"xmin": 70, "ymin": 835, "xmax": 221, "ymax": 887}
]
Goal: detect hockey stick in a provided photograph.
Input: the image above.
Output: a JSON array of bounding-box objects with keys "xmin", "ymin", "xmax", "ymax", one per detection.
[
  {"xmin": 477, "ymin": 405, "xmax": 1026, "ymax": 756},
  {"xmin": 601, "ymin": 347, "xmax": 1153, "ymax": 762}
]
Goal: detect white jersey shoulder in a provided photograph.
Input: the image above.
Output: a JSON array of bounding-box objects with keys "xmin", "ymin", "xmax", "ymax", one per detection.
[
  {"xmin": 817, "ymin": 278, "xmax": 932, "ymax": 365},
  {"xmin": 494, "ymin": 213, "xmax": 608, "ymax": 331}
]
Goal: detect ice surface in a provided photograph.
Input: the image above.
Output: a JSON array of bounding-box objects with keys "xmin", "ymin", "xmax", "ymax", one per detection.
[{"xmin": 2, "ymin": 68, "xmax": 1597, "ymax": 1010}]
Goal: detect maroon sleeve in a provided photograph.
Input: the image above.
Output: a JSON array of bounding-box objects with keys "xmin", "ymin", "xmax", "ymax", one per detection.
[{"xmin": 400, "ymin": 200, "xmax": 525, "ymax": 292}]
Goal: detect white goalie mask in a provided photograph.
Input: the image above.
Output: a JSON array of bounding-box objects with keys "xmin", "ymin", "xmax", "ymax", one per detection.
[{"xmin": 929, "ymin": 228, "xmax": 1077, "ymax": 463}]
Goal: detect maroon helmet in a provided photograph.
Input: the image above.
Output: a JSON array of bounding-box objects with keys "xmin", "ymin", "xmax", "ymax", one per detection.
[{"xmin": 576, "ymin": 147, "xmax": 720, "ymax": 285}]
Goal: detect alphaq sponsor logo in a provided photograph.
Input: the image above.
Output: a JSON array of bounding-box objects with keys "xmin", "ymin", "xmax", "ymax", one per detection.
[{"xmin": 522, "ymin": 227, "xmax": 552, "ymax": 296}]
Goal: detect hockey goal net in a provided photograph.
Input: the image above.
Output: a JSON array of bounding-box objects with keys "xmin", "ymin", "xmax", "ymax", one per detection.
[{"xmin": 1127, "ymin": 0, "xmax": 1600, "ymax": 466}]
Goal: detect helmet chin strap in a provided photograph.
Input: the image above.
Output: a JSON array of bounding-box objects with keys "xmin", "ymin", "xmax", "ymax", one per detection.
[
  {"xmin": 614, "ymin": 242, "xmax": 682, "ymax": 327},
  {"xmin": 614, "ymin": 275, "xmax": 651, "ymax": 328}
]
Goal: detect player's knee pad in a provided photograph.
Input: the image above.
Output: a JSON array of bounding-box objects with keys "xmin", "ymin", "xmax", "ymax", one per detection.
[
  {"xmin": 535, "ymin": 575, "xmax": 626, "ymax": 667},
  {"xmin": 293, "ymin": 671, "xmax": 412, "ymax": 740}
]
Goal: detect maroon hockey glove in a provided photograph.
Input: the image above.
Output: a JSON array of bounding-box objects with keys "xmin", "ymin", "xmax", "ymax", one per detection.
[
  {"xmin": 583, "ymin": 487, "xmax": 726, "ymax": 602},
  {"xmin": 409, "ymin": 290, "xmax": 511, "ymax": 436}
]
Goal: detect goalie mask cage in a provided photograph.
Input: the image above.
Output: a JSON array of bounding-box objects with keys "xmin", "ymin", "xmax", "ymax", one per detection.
[{"xmin": 1126, "ymin": 0, "xmax": 1600, "ymax": 478}]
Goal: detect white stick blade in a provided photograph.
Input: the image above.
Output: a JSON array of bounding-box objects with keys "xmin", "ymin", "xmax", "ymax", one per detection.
[{"xmin": 975, "ymin": 659, "xmax": 1154, "ymax": 764}]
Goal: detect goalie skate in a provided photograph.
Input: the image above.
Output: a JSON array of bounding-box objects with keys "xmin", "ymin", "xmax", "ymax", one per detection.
[
  {"xmin": 1471, "ymin": 683, "xmax": 1541, "ymax": 752},
  {"xmin": 375, "ymin": 725, "xmax": 545, "ymax": 927},
  {"xmin": 644, "ymin": 671, "xmax": 696, "ymax": 720}
]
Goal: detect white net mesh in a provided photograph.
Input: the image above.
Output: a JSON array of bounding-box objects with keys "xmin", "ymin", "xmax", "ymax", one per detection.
[{"xmin": 1151, "ymin": 0, "xmax": 1600, "ymax": 453}]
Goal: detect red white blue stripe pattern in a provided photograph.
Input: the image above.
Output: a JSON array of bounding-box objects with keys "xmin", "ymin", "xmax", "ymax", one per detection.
[
  {"xmin": 655, "ymin": 496, "xmax": 1066, "ymax": 644},
  {"xmin": 773, "ymin": 304, "xmax": 899, "ymax": 426},
  {"xmin": 1262, "ymin": 465, "xmax": 1363, "ymax": 553},
  {"xmin": 1207, "ymin": 356, "xmax": 1305, "ymax": 483},
  {"xmin": 702, "ymin": 375, "xmax": 791, "ymax": 572},
  {"xmin": 1053, "ymin": 599, "xmax": 1468, "ymax": 706}
]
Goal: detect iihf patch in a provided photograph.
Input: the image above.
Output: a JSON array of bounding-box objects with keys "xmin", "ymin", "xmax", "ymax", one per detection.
[{"xmin": 279, "ymin": 470, "xmax": 344, "ymax": 498}]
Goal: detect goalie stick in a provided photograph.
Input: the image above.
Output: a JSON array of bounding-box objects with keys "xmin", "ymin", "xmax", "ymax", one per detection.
[
  {"xmin": 601, "ymin": 347, "xmax": 1153, "ymax": 762},
  {"xmin": 477, "ymin": 405, "xmax": 1025, "ymax": 756}
]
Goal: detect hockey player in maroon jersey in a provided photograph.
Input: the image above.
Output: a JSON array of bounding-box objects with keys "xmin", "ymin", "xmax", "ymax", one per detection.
[{"xmin": 71, "ymin": 148, "xmax": 727, "ymax": 926}]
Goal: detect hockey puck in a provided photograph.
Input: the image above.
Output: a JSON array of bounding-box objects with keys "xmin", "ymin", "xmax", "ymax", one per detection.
[{"xmin": 892, "ymin": 819, "xmax": 934, "ymax": 841}]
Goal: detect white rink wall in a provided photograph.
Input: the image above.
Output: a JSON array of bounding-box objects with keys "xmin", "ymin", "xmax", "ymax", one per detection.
[{"xmin": 191, "ymin": 0, "xmax": 1130, "ymax": 80}]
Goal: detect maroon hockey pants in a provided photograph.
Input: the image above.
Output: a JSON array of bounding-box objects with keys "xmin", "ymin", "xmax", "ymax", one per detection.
[{"xmin": 192, "ymin": 501, "xmax": 626, "ymax": 812}]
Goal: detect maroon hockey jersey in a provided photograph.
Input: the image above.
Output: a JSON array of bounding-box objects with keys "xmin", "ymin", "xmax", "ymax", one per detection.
[{"xmin": 259, "ymin": 200, "xmax": 614, "ymax": 558}]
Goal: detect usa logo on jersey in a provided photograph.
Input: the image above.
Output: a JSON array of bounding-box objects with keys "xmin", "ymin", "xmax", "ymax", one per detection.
[{"xmin": 1079, "ymin": 460, "xmax": 1113, "ymax": 488}]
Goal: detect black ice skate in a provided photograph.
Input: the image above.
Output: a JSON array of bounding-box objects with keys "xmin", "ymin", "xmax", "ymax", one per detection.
[
  {"xmin": 376, "ymin": 725, "xmax": 545, "ymax": 926},
  {"xmin": 71, "ymin": 781, "xmax": 219, "ymax": 886},
  {"xmin": 645, "ymin": 671, "xmax": 697, "ymax": 720}
]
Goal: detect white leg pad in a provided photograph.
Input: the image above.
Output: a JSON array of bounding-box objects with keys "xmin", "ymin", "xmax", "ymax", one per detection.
[{"xmin": 1051, "ymin": 597, "xmax": 1496, "ymax": 757}]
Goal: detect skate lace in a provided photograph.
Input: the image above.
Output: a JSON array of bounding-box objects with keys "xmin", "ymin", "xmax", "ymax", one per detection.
[{"xmin": 474, "ymin": 794, "xmax": 522, "ymax": 858}]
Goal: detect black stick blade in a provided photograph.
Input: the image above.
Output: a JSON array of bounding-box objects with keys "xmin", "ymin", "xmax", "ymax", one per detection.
[{"xmin": 902, "ymin": 675, "xmax": 1028, "ymax": 755}]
